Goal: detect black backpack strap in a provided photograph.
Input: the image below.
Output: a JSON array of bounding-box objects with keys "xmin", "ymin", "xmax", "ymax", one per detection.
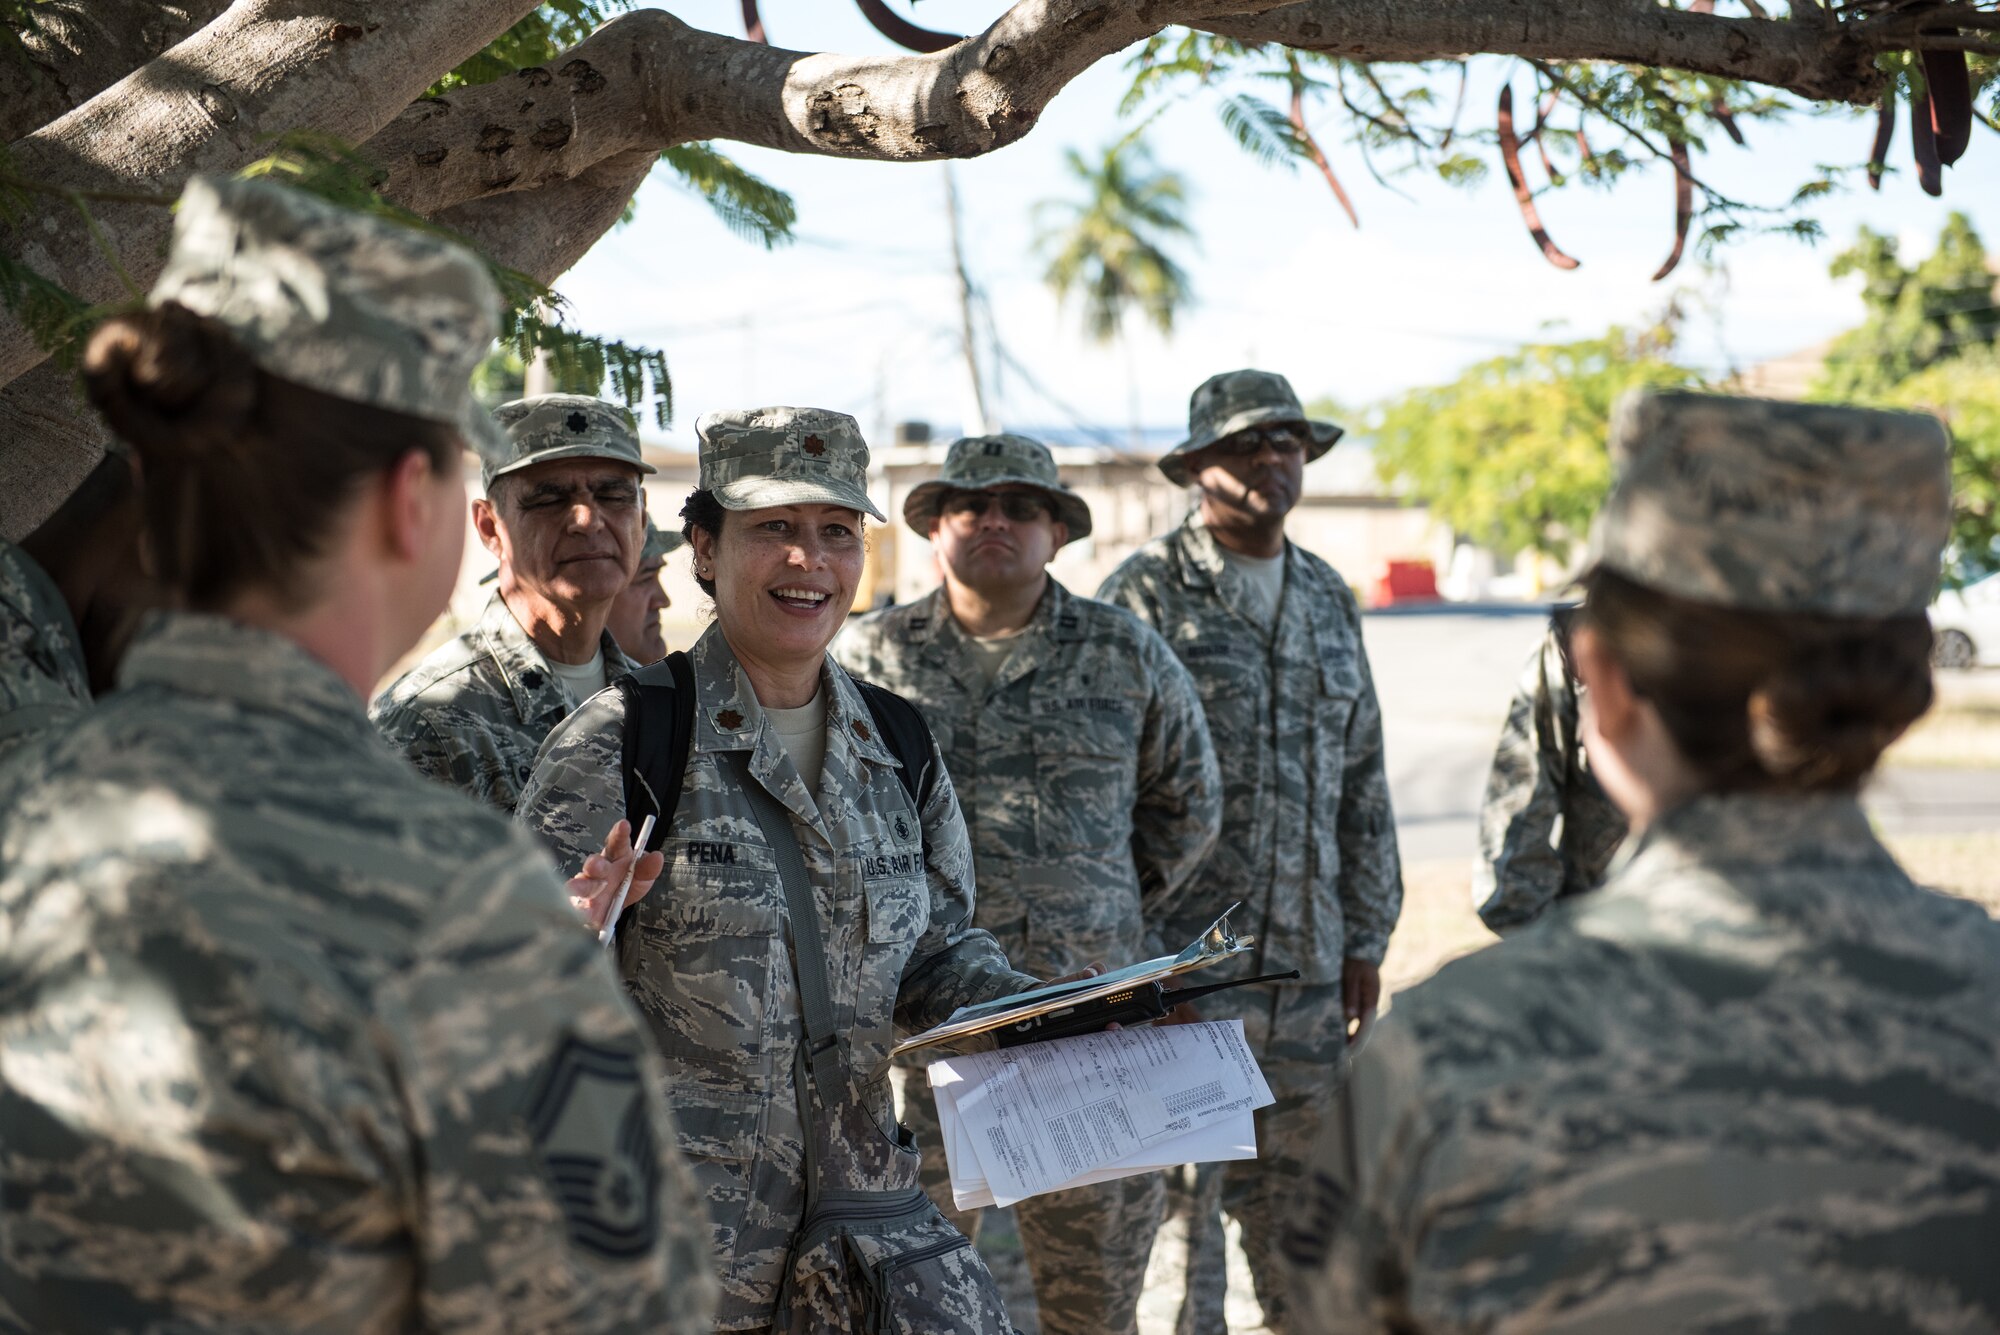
[
  {"xmin": 853, "ymin": 679, "xmax": 936, "ymax": 813},
  {"xmin": 614, "ymin": 650, "xmax": 695, "ymax": 942}
]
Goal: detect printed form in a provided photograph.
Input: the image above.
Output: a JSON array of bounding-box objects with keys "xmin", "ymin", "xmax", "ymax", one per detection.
[{"xmin": 926, "ymin": 1020, "xmax": 1275, "ymax": 1209}]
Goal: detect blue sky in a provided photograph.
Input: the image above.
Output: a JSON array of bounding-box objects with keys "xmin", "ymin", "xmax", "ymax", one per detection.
[{"xmin": 555, "ymin": 1, "xmax": 2000, "ymax": 445}]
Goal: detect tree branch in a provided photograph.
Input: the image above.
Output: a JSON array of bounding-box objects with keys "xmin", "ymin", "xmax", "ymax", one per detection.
[
  {"xmin": 367, "ymin": 2, "xmax": 1303, "ymax": 225},
  {"xmin": 0, "ymin": 0, "xmax": 541, "ymax": 386},
  {"xmin": 1195, "ymin": 0, "xmax": 1895, "ymax": 105}
]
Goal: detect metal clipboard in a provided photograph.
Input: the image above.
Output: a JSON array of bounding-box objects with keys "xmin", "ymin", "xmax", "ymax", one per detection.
[{"xmin": 890, "ymin": 903, "xmax": 1258, "ymax": 1059}]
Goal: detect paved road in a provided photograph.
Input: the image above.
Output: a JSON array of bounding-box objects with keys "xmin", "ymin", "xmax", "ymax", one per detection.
[{"xmin": 1363, "ymin": 605, "xmax": 2000, "ymax": 864}]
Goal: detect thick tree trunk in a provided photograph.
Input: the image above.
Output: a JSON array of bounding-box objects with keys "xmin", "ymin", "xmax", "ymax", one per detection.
[
  {"xmin": 0, "ymin": 1, "xmax": 232, "ymax": 144},
  {"xmin": 0, "ymin": 0, "xmax": 539, "ymax": 385}
]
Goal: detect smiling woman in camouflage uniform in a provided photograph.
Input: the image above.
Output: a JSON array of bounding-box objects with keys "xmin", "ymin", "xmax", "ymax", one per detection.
[
  {"xmin": 519, "ymin": 408, "xmax": 1043, "ymax": 1333},
  {"xmin": 1286, "ymin": 390, "xmax": 2000, "ymax": 1332},
  {"xmin": 0, "ymin": 177, "xmax": 713, "ymax": 1332}
]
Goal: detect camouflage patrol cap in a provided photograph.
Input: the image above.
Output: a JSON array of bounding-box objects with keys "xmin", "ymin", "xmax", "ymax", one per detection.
[
  {"xmin": 640, "ymin": 516, "xmax": 686, "ymax": 563},
  {"xmin": 901, "ymin": 433, "xmax": 1093, "ymax": 542},
  {"xmin": 694, "ymin": 406, "xmax": 886, "ymax": 521},
  {"xmin": 483, "ymin": 394, "xmax": 656, "ymax": 491},
  {"xmin": 1589, "ymin": 390, "xmax": 1951, "ymax": 617},
  {"xmin": 1159, "ymin": 368, "xmax": 1344, "ymax": 486},
  {"xmin": 148, "ymin": 175, "xmax": 505, "ymax": 457}
]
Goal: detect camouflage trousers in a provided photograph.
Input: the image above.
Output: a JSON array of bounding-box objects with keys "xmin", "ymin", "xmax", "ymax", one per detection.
[
  {"xmin": 1157, "ymin": 981, "xmax": 1349, "ymax": 1335},
  {"xmin": 895, "ymin": 1063, "xmax": 1167, "ymax": 1335}
]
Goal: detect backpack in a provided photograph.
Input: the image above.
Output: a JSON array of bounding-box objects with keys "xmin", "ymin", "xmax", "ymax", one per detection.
[{"xmin": 610, "ymin": 650, "xmax": 937, "ymax": 918}]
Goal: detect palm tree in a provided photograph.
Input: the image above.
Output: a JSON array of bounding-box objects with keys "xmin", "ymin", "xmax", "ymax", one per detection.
[{"xmin": 1036, "ymin": 137, "xmax": 1194, "ymax": 443}]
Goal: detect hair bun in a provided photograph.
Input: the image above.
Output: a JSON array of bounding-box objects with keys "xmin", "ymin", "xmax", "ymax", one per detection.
[
  {"xmin": 82, "ymin": 303, "xmax": 257, "ymax": 462},
  {"xmin": 1748, "ymin": 626, "xmax": 1934, "ymax": 789}
]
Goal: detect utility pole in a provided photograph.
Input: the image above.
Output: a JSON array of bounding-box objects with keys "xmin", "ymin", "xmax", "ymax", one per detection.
[{"xmin": 943, "ymin": 165, "xmax": 994, "ymax": 436}]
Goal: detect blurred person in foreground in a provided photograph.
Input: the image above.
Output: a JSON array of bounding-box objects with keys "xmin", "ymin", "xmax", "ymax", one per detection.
[
  {"xmin": 519, "ymin": 408, "xmax": 1049, "ymax": 1332},
  {"xmin": 607, "ymin": 516, "xmax": 683, "ymax": 663},
  {"xmin": 840, "ymin": 432, "xmax": 1221, "ymax": 1335},
  {"xmin": 0, "ymin": 175, "xmax": 714, "ymax": 1332},
  {"xmin": 1284, "ymin": 390, "xmax": 2000, "ymax": 1333},
  {"xmin": 1471, "ymin": 605, "xmax": 1627, "ymax": 934},
  {"xmin": 372, "ymin": 392, "xmax": 651, "ymax": 814},
  {"xmin": 1098, "ymin": 368, "xmax": 1402, "ymax": 1334}
]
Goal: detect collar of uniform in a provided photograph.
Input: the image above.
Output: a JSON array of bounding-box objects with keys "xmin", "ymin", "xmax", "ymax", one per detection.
[
  {"xmin": 894, "ymin": 586, "xmax": 952, "ymax": 645},
  {"xmin": 685, "ymin": 622, "xmax": 898, "ymax": 770},
  {"xmin": 1176, "ymin": 514, "xmax": 1310, "ymax": 638},
  {"xmin": 0, "ymin": 540, "xmax": 90, "ymax": 705},
  {"xmin": 1175, "ymin": 513, "xmax": 1295, "ymax": 593},
  {"xmin": 1626, "ymin": 791, "xmax": 1890, "ymax": 880},
  {"xmin": 471, "ymin": 590, "xmax": 630, "ymax": 727},
  {"xmin": 117, "ymin": 611, "xmax": 375, "ymax": 747}
]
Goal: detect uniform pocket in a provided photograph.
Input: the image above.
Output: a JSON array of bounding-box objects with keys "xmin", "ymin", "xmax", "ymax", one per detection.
[
  {"xmin": 625, "ymin": 866, "xmax": 784, "ymax": 1080},
  {"xmin": 661, "ymin": 1087, "xmax": 765, "ymax": 1278}
]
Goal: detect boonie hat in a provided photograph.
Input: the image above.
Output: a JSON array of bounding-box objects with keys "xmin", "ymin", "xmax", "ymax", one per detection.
[
  {"xmin": 901, "ymin": 433, "xmax": 1092, "ymax": 542},
  {"xmin": 695, "ymin": 406, "xmax": 885, "ymax": 521},
  {"xmin": 483, "ymin": 393, "xmax": 656, "ymax": 491},
  {"xmin": 1588, "ymin": 389, "xmax": 1951, "ymax": 617},
  {"xmin": 1159, "ymin": 368, "xmax": 1343, "ymax": 487},
  {"xmin": 148, "ymin": 175, "xmax": 506, "ymax": 458}
]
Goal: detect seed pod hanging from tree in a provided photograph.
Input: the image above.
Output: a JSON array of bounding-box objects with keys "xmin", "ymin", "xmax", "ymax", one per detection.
[{"xmin": 1497, "ymin": 84, "xmax": 1580, "ymax": 270}]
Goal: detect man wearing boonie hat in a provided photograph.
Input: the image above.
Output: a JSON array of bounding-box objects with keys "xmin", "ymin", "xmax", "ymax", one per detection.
[
  {"xmin": 1098, "ymin": 369, "xmax": 1402, "ymax": 1335},
  {"xmin": 606, "ymin": 516, "xmax": 686, "ymax": 665},
  {"xmin": 1287, "ymin": 391, "xmax": 2000, "ymax": 1332},
  {"xmin": 372, "ymin": 392, "xmax": 652, "ymax": 814},
  {"xmin": 840, "ymin": 433, "xmax": 1221, "ymax": 1335}
]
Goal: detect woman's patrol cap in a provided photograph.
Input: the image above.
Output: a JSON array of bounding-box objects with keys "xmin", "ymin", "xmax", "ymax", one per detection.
[
  {"xmin": 1588, "ymin": 390, "xmax": 1951, "ymax": 617},
  {"xmin": 694, "ymin": 406, "xmax": 886, "ymax": 521},
  {"xmin": 147, "ymin": 175, "xmax": 506, "ymax": 458}
]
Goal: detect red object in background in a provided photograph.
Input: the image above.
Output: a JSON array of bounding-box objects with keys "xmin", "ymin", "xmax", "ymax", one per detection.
[{"xmin": 1370, "ymin": 560, "xmax": 1440, "ymax": 608}]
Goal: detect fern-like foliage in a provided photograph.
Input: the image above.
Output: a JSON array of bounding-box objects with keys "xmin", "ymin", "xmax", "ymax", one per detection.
[{"xmin": 659, "ymin": 143, "xmax": 797, "ymax": 249}]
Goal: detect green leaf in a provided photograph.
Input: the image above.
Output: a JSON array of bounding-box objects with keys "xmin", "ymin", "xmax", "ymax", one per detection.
[
  {"xmin": 659, "ymin": 143, "xmax": 797, "ymax": 249},
  {"xmin": 1217, "ymin": 94, "xmax": 1308, "ymax": 171}
]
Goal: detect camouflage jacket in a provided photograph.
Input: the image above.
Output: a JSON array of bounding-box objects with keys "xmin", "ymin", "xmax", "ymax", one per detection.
[
  {"xmin": 0, "ymin": 612, "xmax": 714, "ymax": 1333},
  {"xmin": 1471, "ymin": 618, "xmax": 1627, "ymax": 935},
  {"xmin": 1286, "ymin": 791, "xmax": 2000, "ymax": 1333},
  {"xmin": 839, "ymin": 580, "xmax": 1221, "ymax": 976},
  {"xmin": 1097, "ymin": 515, "xmax": 1402, "ymax": 984},
  {"xmin": 517, "ymin": 623, "xmax": 1040, "ymax": 1330},
  {"xmin": 371, "ymin": 590, "xmax": 637, "ymax": 814},
  {"xmin": 0, "ymin": 540, "xmax": 90, "ymax": 764}
]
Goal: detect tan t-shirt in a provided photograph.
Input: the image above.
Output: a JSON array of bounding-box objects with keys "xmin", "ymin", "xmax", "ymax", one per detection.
[
  {"xmin": 1219, "ymin": 547, "xmax": 1286, "ymax": 636},
  {"xmin": 765, "ymin": 687, "xmax": 828, "ymax": 797}
]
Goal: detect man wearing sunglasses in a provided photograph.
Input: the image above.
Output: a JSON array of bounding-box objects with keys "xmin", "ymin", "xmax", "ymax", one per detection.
[
  {"xmin": 839, "ymin": 433, "xmax": 1221, "ymax": 1335},
  {"xmin": 1097, "ymin": 369, "xmax": 1403, "ymax": 1335}
]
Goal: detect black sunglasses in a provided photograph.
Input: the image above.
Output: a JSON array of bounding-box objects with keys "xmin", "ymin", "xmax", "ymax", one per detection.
[
  {"xmin": 941, "ymin": 491, "xmax": 1053, "ymax": 523},
  {"xmin": 1212, "ymin": 424, "xmax": 1310, "ymax": 458}
]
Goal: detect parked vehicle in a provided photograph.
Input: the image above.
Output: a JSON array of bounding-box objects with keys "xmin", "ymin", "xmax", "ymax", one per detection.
[{"xmin": 1931, "ymin": 572, "xmax": 2000, "ymax": 669}]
